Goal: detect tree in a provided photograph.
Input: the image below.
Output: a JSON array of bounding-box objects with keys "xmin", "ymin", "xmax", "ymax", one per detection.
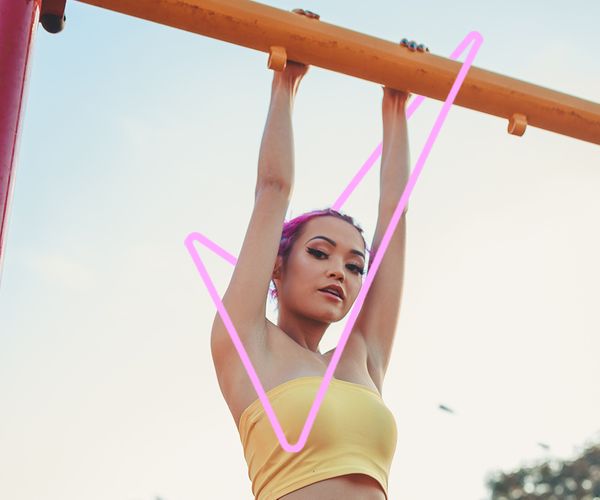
[{"xmin": 486, "ymin": 443, "xmax": 600, "ymax": 499}]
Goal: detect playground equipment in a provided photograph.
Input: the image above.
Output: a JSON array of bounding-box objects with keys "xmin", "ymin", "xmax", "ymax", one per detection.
[{"xmin": 1, "ymin": 0, "xmax": 599, "ymax": 281}]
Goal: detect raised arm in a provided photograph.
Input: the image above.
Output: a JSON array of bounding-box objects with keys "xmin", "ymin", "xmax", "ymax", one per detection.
[
  {"xmin": 379, "ymin": 88, "xmax": 411, "ymax": 217},
  {"xmin": 255, "ymin": 61, "xmax": 309, "ymax": 194},
  {"xmin": 353, "ymin": 87, "xmax": 411, "ymax": 390},
  {"xmin": 211, "ymin": 61, "xmax": 309, "ymax": 358}
]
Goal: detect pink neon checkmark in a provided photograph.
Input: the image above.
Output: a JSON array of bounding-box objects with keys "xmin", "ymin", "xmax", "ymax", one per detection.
[{"xmin": 185, "ymin": 31, "xmax": 484, "ymax": 453}]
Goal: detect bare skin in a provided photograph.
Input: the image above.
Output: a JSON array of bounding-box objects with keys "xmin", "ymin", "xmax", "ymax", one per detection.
[
  {"xmin": 254, "ymin": 65, "xmax": 399, "ymax": 500},
  {"xmin": 271, "ymin": 215, "xmax": 367, "ymax": 354},
  {"xmin": 215, "ymin": 20, "xmax": 420, "ymax": 498}
]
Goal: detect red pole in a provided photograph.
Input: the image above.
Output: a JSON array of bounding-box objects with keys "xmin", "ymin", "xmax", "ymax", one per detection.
[{"xmin": 0, "ymin": 0, "xmax": 41, "ymax": 283}]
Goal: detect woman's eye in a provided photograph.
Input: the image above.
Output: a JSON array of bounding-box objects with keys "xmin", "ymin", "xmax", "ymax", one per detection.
[
  {"xmin": 308, "ymin": 248, "xmax": 365, "ymax": 275},
  {"xmin": 307, "ymin": 248, "xmax": 326, "ymax": 258},
  {"xmin": 348, "ymin": 265, "xmax": 365, "ymax": 276}
]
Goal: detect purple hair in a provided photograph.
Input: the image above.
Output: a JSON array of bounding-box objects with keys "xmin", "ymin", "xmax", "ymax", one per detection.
[{"xmin": 269, "ymin": 207, "xmax": 370, "ymax": 302}]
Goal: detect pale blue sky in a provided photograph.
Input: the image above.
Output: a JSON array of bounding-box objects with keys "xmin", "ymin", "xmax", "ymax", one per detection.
[{"xmin": 1, "ymin": 1, "xmax": 599, "ymax": 499}]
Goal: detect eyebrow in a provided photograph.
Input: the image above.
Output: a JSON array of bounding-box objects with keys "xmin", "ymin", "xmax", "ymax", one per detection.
[{"xmin": 306, "ymin": 235, "xmax": 365, "ymax": 260}]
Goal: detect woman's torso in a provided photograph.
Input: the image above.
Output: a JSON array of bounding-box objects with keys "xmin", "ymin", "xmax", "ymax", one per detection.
[{"xmin": 212, "ymin": 319, "xmax": 386, "ymax": 500}]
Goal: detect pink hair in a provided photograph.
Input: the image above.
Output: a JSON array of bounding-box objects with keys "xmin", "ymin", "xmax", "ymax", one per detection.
[{"xmin": 269, "ymin": 207, "xmax": 369, "ymax": 303}]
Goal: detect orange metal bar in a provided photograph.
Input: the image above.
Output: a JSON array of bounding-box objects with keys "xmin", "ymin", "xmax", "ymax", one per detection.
[{"xmin": 76, "ymin": 0, "xmax": 600, "ymax": 145}]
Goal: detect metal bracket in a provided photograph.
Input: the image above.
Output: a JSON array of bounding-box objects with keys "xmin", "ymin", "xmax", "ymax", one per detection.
[
  {"xmin": 268, "ymin": 46, "xmax": 287, "ymax": 72},
  {"xmin": 508, "ymin": 113, "xmax": 528, "ymax": 137},
  {"xmin": 40, "ymin": 0, "xmax": 67, "ymax": 33}
]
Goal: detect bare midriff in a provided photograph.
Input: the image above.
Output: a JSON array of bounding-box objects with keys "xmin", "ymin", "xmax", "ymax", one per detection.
[{"xmin": 277, "ymin": 473, "xmax": 386, "ymax": 500}]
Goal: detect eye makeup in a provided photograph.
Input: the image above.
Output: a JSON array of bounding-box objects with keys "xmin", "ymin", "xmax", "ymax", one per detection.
[{"xmin": 306, "ymin": 247, "xmax": 365, "ymax": 276}]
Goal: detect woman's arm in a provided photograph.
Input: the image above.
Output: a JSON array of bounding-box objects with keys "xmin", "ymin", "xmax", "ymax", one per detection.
[
  {"xmin": 255, "ymin": 61, "xmax": 309, "ymax": 196},
  {"xmin": 379, "ymin": 87, "xmax": 411, "ymax": 215},
  {"xmin": 352, "ymin": 87, "xmax": 411, "ymax": 388},
  {"xmin": 211, "ymin": 62, "xmax": 309, "ymax": 355}
]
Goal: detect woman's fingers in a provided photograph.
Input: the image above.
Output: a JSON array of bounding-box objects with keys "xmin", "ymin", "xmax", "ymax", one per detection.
[
  {"xmin": 382, "ymin": 86, "xmax": 411, "ymax": 103},
  {"xmin": 277, "ymin": 59, "xmax": 309, "ymax": 87}
]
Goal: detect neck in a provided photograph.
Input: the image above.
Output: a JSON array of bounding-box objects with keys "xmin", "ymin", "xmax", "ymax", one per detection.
[{"xmin": 276, "ymin": 307, "xmax": 329, "ymax": 354}]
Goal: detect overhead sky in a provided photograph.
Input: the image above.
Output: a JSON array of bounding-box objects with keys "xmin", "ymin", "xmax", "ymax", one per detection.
[{"xmin": 1, "ymin": 1, "xmax": 599, "ymax": 499}]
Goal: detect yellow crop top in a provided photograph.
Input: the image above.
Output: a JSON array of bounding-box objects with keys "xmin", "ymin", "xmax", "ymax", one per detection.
[{"xmin": 238, "ymin": 376, "xmax": 397, "ymax": 500}]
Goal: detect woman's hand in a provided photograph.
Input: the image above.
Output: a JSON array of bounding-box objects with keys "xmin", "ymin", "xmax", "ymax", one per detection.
[
  {"xmin": 272, "ymin": 60, "xmax": 309, "ymax": 99},
  {"xmin": 381, "ymin": 37, "xmax": 429, "ymax": 109},
  {"xmin": 270, "ymin": 8, "xmax": 317, "ymax": 92},
  {"xmin": 280, "ymin": 60, "xmax": 310, "ymax": 84},
  {"xmin": 382, "ymin": 86, "xmax": 411, "ymax": 111},
  {"xmin": 269, "ymin": 6, "xmax": 316, "ymax": 95}
]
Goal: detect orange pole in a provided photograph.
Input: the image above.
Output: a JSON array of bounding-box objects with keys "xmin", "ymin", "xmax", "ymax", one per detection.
[{"xmin": 76, "ymin": 0, "xmax": 600, "ymax": 145}]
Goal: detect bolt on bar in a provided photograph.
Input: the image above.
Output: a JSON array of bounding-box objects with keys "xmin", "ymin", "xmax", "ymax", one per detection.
[{"xmin": 75, "ymin": 0, "xmax": 600, "ymax": 145}]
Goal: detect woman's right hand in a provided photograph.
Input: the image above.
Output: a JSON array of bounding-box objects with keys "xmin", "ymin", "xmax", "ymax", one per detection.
[
  {"xmin": 280, "ymin": 60, "xmax": 309, "ymax": 83},
  {"xmin": 272, "ymin": 60, "xmax": 309, "ymax": 98},
  {"xmin": 270, "ymin": 8, "xmax": 315, "ymax": 90}
]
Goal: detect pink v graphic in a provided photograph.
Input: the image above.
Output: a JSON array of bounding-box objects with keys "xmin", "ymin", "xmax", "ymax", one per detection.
[{"xmin": 185, "ymin": 31, "xmax": 484, "ymax": 453}]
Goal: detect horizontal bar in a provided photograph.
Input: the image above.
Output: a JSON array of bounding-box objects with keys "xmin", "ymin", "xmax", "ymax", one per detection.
[{"xmin": 76, "ymin": 0, "xmax": 600, "ymax": 145}]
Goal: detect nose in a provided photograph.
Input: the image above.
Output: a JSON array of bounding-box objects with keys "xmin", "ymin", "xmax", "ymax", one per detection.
[{"xmin": 327, "ymin": 262, "xmax": 345, "ymax": 281}]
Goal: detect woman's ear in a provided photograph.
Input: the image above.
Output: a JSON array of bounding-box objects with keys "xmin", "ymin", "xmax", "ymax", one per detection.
[
  {"xmin": 272, "ymin": 256, "xmax": 284, "ymax": 299},
  {"xmin": 272, "ymin": 255, "xmax": 283, "ymax": 280}
]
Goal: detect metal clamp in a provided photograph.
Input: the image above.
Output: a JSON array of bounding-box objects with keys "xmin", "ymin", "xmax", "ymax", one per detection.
[
  {"xmin": 268, "ymin": 46, "xmax": 287, "ymax": 71},
  {"xmin": 508, "ymin": 113, "xmax": 528, "ymax": 136},
  {"xmin": 40, "ymin": 0, "xmax": 67, "ymax": 34}
]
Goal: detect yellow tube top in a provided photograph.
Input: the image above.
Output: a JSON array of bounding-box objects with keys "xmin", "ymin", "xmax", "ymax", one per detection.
[{"xmin": 238, "ymin": 376, "xmax": 397, "ymax": 499}]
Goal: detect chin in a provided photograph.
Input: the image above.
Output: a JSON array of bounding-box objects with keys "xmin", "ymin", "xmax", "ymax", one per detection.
[
  {"xmin": 306, "ymin": 294, "xmax": 350, "ymax": 322},
  {"xmin": 304, "ymin": 304, "xmax": 338, "ymax": 323},
  {"xmin": 321, "ymin": 305, "xmax": 348, "ymax": 323}
]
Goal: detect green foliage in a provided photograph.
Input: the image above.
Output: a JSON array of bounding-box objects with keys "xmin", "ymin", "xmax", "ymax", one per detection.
[{"xmin": 487, "ymin": 444, "xmax": 600, "ymax": 500}]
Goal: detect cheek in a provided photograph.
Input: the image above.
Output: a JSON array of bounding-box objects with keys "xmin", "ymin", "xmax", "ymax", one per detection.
[
  {"xmin": 285, "ymin": 260, "xmax": 316, "ymax": 292},
  {"xmin": 295, "ymin": 256, "xmax": 322, "ymax": 279},
  {"xmin": 349, "ymin": 283, "xmax": 362, "ymax": 302}
]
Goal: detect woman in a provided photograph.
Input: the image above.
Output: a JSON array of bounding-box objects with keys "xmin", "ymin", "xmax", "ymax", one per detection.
[{"xmin": 211, "ymin": 23, "xmax": 419, "ymax": 499}]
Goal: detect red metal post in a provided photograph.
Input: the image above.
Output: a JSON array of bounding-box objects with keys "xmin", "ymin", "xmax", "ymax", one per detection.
[{"xmin": 0, "ymin": 0, "xmax": 41, "ymax": 282}]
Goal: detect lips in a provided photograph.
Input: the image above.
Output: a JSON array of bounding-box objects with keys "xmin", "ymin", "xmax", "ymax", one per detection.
[
  {"xmin": 319, "ymin": 289, "xmax": 343, "ymax": 301},
  {"xmin": 319, "ymin": 284, "xmax": 344, "ymax": 299}
]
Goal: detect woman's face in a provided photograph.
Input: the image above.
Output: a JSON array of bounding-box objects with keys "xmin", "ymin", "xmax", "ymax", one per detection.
[{"xmin": 273, "ymin": 216, "xmax": 367, "ymax": 323}]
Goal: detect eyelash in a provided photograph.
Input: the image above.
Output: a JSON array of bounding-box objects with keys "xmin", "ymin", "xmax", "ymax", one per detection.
[{"xmin": 307, "ymin": 248, "xmax": 365, "ymax": 276}]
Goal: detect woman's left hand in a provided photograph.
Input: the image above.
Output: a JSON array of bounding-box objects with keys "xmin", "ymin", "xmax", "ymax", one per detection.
[
  {"xmin": 380, "ymin": 38, "xmax": 429, "ymax": 107},
  {"xmin": 381, "ymin": 86, "xmax": 411, "ymax": 108}
]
